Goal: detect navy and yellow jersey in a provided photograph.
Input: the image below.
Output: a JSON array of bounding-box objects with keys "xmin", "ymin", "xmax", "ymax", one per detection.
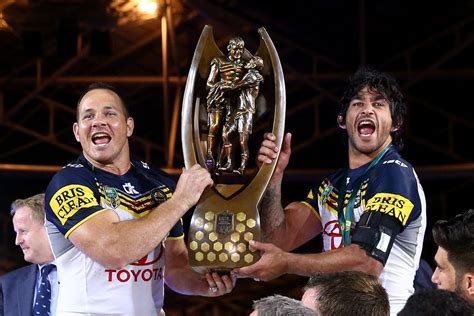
[
  {"xmin": 303, "ymin": 146, "xmax": 427, "ymax": 314},
  {"xmin": 304, "ymin": 146, "xmax": 423, "ymax": 249},
  {"xmin": 44, "ymin": 153, "xmax": 184, "ymax": 314},
  {"xmin": 45, "ymin": 153, "xmax": 183, "ymax": 239}
]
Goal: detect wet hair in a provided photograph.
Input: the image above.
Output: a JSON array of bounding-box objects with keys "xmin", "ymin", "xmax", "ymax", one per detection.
[
  {"xmin": 305, "ymin": 271, "xmax": 389, "ymax": 316},
  {"xmin": 252, "ymin": 294, "xmax": 315, "ymax": 316},
  {"xmin": 398, "ymin": 289, "xmax": 473, "ymax": 316},
  {"xmin": 10, "ymin": 193, "xmax": 45, "ymax": 223},
  {"xmin": 432, "ymin": 209, "xmax": 474, "ymax": 281},
  {"xmin": 339, "ymin": 66, "xmax": 407, "ymax": 150},
  {"xmin": 76, "ymin": 82, "xmax": 129, "ymax": 121}
]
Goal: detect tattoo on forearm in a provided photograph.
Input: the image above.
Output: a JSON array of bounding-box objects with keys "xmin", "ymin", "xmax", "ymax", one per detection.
[{"xmin": 260, "ymin": 183, "xmax": 285, "ymax": 241}]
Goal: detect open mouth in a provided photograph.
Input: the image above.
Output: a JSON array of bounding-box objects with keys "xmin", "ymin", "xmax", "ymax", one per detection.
[
  {"xmin": 92, "ymin": 132, "xmax": 111, "ymax": 145},
  {"xmin": 357, "ymin": 120, "xmax": 375, "ymax": 136}
]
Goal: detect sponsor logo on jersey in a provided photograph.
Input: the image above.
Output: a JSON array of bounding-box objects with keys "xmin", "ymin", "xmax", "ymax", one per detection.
[
  {"xmin": 65, "ymin": 163, "xmax": 84, "ymax": 168},
  {"xmin": 103, "ymin": 185, "xmax": 120, "ymax": 209},
  {"xmin": 123, "ymin": 182, "xmax": 139, "ymax": 194},
  {"xmin": 130, "ymin": 246, "xmax": 164, "ymax": 266},
  {"xmin": 50, "ymin": 185, "xmax": 99, "ymax": 225},
  {"xmin": 105, "ymin": 267, "xmax": 163, "ymax": 282},
  {"xmin": 365, "ymin": 193, "xmax": 413, "ymax": 226},
  {"xmin": 105, "ymin": 246, "xmax": 164, "ymax": 282},
  {"xmin": 323, "ymin": 220, "xmax": 343, "ymax": 250},
  {"xmin": 382, "ymin": 159, "xmax": 408, "ymax": 167}
]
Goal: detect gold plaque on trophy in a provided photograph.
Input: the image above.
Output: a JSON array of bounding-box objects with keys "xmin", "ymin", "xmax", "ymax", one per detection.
[{"xmin": 181, "ymin": 25, "xmax": 285, "ymax": 273}]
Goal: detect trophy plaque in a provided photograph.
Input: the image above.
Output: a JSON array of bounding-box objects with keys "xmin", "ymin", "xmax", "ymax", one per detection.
[{"xmin": 182, "ymin": 25, "xmax": 285, "ymax": 273}]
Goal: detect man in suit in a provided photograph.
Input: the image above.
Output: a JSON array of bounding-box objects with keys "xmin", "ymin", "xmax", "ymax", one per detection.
[{"xmin": 0, "ymin": 193, "xmax": 55, "ymax": 316}]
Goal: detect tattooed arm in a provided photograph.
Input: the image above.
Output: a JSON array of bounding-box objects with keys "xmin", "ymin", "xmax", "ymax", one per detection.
[{"xmin": 257, "ymin": 133, "xmax": 322, "ymax": 251}]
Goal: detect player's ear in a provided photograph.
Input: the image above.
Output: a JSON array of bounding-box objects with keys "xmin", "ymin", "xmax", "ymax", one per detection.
[
  {"xmin": 390, "ymin": 122, "xmax": 401, "ymax": 132},
  {"xmin": 465, "ymin": 273, "xmax": 474, "ymax": 297},
  {"xmin": 126, "ymin": 117, "xmax": 134, "ymax": 137},
  {"xmin": 73, "ymin": 122, "xmax": 80, "ymax": 142},
  {"xmin": 337, "ymin": 114, "xmax": 346, "ymax": 129}
]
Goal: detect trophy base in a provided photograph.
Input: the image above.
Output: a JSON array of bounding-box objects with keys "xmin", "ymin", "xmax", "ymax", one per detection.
[
  {"xmin": 192, "ymin": 266, "xmax": 240, "ymax": 275},
  {"xmin": 187, "ymin": 190, "xmax": 262, "ymax": 274}
]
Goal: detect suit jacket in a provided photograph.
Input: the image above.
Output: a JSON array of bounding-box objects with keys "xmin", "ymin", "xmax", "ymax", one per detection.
[{"xmin": 0, "ymin": 264, "xmax": 37, "ymax": 316}]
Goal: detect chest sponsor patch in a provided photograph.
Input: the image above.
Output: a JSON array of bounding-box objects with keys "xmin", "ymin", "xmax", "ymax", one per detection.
[
  {"xmin": 50, "ymin": 184, "xmax": 99, "ymax": 225},
  {"xmin": 365, "ymin": 193, "xmax": 414, "ymax": 226}
]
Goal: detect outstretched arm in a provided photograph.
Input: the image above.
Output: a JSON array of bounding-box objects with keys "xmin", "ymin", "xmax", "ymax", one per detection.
[
  {"xmin": 68, "ymin": 164, "xmax": 213, "ymax": 269},
  {"xmin": 234, "ymin": 241, "xmax": 383, "ymax": 281}
]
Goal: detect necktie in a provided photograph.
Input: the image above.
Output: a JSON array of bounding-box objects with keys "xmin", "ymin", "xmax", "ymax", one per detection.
[{"xmin": 33, "ymin": 264, "xmax": 55, "ymax": 316}]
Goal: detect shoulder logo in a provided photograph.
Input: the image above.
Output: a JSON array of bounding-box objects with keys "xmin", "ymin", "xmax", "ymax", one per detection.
[
  {"xmin": 49, "ymin": 185, "xmax": 98, "ymax": 225},
  {"xmin": 140, "ymin": 161, "xmax": 150, "ymax": 169}
]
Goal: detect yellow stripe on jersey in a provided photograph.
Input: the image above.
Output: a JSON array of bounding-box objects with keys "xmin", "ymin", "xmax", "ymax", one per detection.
[
  {"xmin": 167, "ymin": 234, "xmax": 185, "ymax": 240},
  {"xmin": 65, "ymin": 208, "xmax": 108, "ymax": 238},
  {"xmin": 117, "ymin": 191, "xmax": 152, "ymax": 204},
  {"xmin": 97, "ymin": 184, "xmax": 153, "ymax": 205},
  {"xmin": 300, "ymin": 201, "xmax": 321, "ymax": 221},
  {"xmin": 120, "ymin": 205, "xmax": 151, "ymax": 218},
  {"xmin": 97, "ymin": 184, "xmax": 169, "ymax": 216}
]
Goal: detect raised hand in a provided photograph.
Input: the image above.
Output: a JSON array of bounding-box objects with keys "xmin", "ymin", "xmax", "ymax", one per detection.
[
  {"xmin": 257, "ymin": 132, "xmax": 292, "ymax": 181},
  {"xmin": 171, "ymin": 164, "xmax": 213, "ymax": 212}
]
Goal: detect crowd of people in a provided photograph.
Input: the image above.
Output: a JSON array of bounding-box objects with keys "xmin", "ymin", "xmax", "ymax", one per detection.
[{"xmin": 0, "ymin": 65, "xmax": 473, "ymax": 315}]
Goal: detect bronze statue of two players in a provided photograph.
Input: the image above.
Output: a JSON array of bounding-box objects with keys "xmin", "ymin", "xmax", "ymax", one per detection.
[{"xmin": 182, "ymin": 25, "xmax": 286, "ymax": 273}]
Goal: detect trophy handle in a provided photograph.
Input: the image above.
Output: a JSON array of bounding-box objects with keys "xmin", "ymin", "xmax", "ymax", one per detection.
[{"xmin": 242, "ymin": 27, "xmax": 286, "ymax": 204}]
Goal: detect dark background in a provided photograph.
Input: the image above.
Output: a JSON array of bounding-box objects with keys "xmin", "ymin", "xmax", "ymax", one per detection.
[{"xmin": 0, "ymin": 0, "xmax": 473, "ymax": 314}]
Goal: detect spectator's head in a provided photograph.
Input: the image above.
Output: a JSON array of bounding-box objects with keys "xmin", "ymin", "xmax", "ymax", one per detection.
[
  {"xmin": 398, "ymin": 289, "xmax": 474, "ymax": 315},
  {"xmin": 432, "ymin": 209, "xmax": 474, "ymax": 304},
  {"xmin": 302, "ymin": 271, "xmax": 389, "ymax": 316},
  {"xmin": 250, "ymin": 294, "xmax": 316, "ymax": 316},
  {"xmin": 11, "ymin": 193, "xmax": 53, "ymax": 264},
  {"xmin": 338, "ymin": 66, "xmax": 407, "ymax": 151}
]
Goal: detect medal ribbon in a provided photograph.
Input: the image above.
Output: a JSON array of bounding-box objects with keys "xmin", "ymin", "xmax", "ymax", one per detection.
[{"xmin": 337, "ymin": 144, "xmax": 391, "ymax": 247}]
